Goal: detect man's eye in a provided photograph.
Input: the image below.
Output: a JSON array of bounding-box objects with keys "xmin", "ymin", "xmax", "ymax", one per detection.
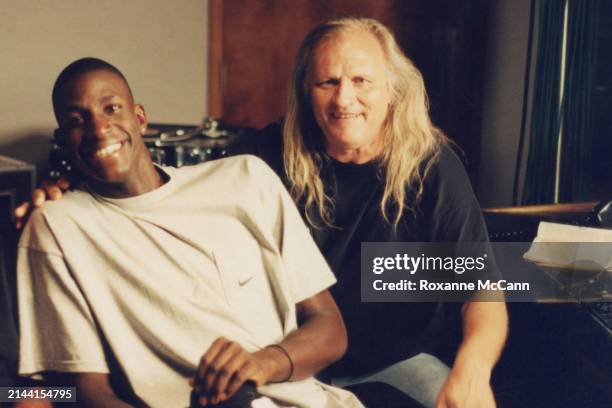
[
  {"xmin": 353, "ymin": 77, "xmax": 369, "ymax": 85},
  {"xmin": 316, "ymin": 79, "xmax": 339, "ymax": 88},
  {"xmin": 64, "ymin": 116, "xmax": 83, "ymax": 127},
  {"xmin": 106, "ymin": 104, "xmax": 121, "ymax": 114}
]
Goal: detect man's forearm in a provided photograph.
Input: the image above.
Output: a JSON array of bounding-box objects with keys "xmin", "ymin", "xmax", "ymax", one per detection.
[
  {"xmin": 455, "ymin": 301, "xmax": 508, "ymax": 372},
  {"xmin": 192, "ymin": 290, "xmax": 346, "ymax": 403},
  {"xmin": 254, "ymin": 290, "xmax": 347, "ymax": 382},
  {"xmin": 435, "ymin": 302, "xmax": 507, "ymax": 407}
]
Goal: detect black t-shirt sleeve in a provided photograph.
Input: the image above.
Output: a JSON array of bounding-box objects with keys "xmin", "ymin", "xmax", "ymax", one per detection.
[
  {"xmin": 423, "ymin": 144, "xmax": 490, "ymax": 243},
  {"xmin": 422, "ymin": 144, "xmax": 502, "ymax": 300},
  {"xmin": 229, "ymin": 123, "xmax": 285, "ymax": 177}
]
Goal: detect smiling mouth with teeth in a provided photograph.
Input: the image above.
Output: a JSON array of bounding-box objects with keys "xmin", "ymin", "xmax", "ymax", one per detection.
[
  {"xmin": 331, "ymin": 113, "xmax": 362, "ymax": 119},
  {"xmin": 85, "ymin": 141, "xmax": 125, "ymax": 159}
]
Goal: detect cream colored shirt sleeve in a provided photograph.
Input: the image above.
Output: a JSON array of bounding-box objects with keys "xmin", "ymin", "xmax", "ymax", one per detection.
[
  {"xmin": 249, "ymin": 157, "xmax": 337, "ymax": 303},
  {"xmin": 18, "ymin": 210, "xmax": 110, "ymax": 377}
]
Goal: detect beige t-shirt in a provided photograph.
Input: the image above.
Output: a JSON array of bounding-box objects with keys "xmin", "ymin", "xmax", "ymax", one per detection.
[{"xmin": 18, "ymin": 155, "xmax": 363, "ymax": 408}]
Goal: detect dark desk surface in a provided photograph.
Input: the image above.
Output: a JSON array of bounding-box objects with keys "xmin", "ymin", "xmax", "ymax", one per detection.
[{"xmin": 481, "ymin": 203, "xmax": 612, "ymax": 407}]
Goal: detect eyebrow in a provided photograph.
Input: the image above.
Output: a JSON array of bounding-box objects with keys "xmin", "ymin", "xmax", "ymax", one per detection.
[
  {"xmin": 100, "ymin": 94, "xmax": 122, "ymax": 103},
  {"xmin": 61, "ymin": 105, "xmax": 84, "ymax": 115},
  {"xmin": 62, "ymin": 94, "xmax": 122, "ymax": 112}
]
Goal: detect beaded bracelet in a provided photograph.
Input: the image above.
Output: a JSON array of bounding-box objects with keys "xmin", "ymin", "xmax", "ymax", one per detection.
[{"xmin": 266, "ymin": 344, "xmax": 294, "ymax": 382}]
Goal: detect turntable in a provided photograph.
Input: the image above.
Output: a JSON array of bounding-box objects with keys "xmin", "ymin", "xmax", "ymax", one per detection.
[{"xmin": 144, "ymin": 118, "xmax": 241, "ymax": 167}]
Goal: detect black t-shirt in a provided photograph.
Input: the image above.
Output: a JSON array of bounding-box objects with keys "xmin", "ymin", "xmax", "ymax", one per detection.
[{"xmin": 231, "ymin": 123, "xmax": 492, "ymax": 375}]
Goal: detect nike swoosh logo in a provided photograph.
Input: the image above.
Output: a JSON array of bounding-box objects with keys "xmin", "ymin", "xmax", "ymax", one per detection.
[{"xmin": 238, "ymin": 275, "xmax": 255, "ymax": 286}]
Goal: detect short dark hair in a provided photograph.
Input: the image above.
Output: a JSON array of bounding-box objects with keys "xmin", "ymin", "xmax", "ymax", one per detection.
[{"xmin": 52, "ymin": 57, "xmax": 133, "ymax": 116}]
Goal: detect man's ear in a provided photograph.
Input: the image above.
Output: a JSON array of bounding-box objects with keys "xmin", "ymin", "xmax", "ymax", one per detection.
[
  {"xmin": 134, "ymin": 104, "xmax": 147, "ymax": 134},
  {"xmin": 53, "ymin": 128, "xmax": 75, "ymax": 169},
  {"xmin": 53, "ymin": 128, "xmax": 65, "ymax": 148}
]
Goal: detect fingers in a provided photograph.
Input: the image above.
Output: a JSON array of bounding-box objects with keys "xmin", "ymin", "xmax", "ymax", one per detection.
[
  {"xmin": 196, "ymin": 338, "xmax": 237, "ymax": 405},
  {"xmin": 13, "ymin": 175, "xmax": 72, "ymax": 230},
  {"xmin": 193, "ymin": 338, "xmax": 260, "ymax": 405},
  {"xmin": 13, "ymin": 202, "xmax": 30, "ymax": 230},
  {"xmin": 57, "ymin": 175, "xmax": 73, "ymax": 191},
  {"xmin": 224, "ymin": 362, "xmax": 257, "ymax": 399},
  {"xmin": 212, "ymin": 351, "xmax": 253, "ymax": 401},
  {"xmin": 203, "ymin": 342, "xmax": 241, "ymax": 393},
  {"xmin": 436, "ymin": 382, "xmax": 495, "ymax": 408},
  {"xmin": 32, "ymin": 188, "xmax": 47, "ymax": 206},
  {"xmin": 41, "ymin": 180, "xmax": 63, "ymax": 201},
  {"xmin": 14, "ymin": 202, "xmax": 30, "ymax": 218},
  {"xmin": 14, "ymin": 187, "xmax": 50, "ymax": 230},
  {"xmin": 435, "ymin": 377, "xmax": 461, "ymax": 408},
  {"xmin": 196, "ymin": 338, "xmax": 227, "ymax": 390}
]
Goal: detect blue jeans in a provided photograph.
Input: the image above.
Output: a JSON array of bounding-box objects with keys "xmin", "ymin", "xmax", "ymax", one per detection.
[{"xmin": 332, "ymin": 353, "xmax": 450, "ymax": 408}]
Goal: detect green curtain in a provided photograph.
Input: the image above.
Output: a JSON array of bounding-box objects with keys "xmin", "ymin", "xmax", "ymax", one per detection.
[
  {"xmin": 522, "ymin": 0, "xmax": 600, "ymax": 204},
  {"xmin": 559, "ymin": 0, "xmax": 600, "ymax": 202},
  {"xmin": 522, "ymin": 0, "xmax": 565, "ymax": 205}
]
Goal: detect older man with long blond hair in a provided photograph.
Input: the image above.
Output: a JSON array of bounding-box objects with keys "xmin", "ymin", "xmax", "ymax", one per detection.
[{"xmin": 235, "ymin": 18, "xmax": 508, "ymax": 408}]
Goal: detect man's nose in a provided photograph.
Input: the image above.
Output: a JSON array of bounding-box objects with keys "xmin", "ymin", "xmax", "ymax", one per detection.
[
  {"xmin": 332, "ymin": 80, "xmax": 356, "ymax": 107},
  {"xmin": 87, "ymin": 114, "xmax": 111, "ymax": 138}
]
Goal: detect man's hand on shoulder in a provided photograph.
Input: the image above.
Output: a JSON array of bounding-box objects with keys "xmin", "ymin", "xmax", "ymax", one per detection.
[{"xmin": 14, "ymin": 175, "xmax": 73, "ymax": 229}]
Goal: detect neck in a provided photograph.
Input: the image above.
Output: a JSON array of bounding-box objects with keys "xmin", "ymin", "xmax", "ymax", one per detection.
[
  {"xmin": 326, "ymin": 141, "xmax": 382, "ymax": 164},
  {"xmin": 90, "ymin": 159, "xmax": 165, "ymax": 198}
]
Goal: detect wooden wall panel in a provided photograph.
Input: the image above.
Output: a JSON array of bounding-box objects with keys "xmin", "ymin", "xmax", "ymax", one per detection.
[
  {"xmin": 212, "ymin": 0, "xmax": 421, "ymax": 127},
  {"xmin": 209, "ymin": 0, "xmax": 489, "ymax": 173}
]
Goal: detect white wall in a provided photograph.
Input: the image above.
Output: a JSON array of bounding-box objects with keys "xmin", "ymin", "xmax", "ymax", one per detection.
[
  {"xmin": 0, "ymin": 0, "xmax": 208, "ymax": 176},
  {"xmin": 477, "ymin": 0, "xmax": 533, "ymax": 207}
]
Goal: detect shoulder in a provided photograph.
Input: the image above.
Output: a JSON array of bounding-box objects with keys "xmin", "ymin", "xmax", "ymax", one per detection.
[
  {"xmin": 28, "ymin": 189, "xmax": 94, "ymax": 223},
  {"xmin": 421, "ymin": 143, "xmax": 473, "ymax": 193},
  {"xmin": 19, "ymin": 190, "xmax": 93, "ymax": 254},
  {"xmin": 19, "ymin": 208, "xmax": 53, "ymax": 253},
  {"xmin": 176, "ymin": 155, "xmax": 285, "ymax": 197},
  {"xmin": 427, "ymin": 143, "xmax": 468, "ymax": 179},
  {"xmin": 418, "ymin": 142, "xmax": 481, "ymax": 215},
  {"xmin": 42, "ymin": 189, "xmax": 96, "ymax": 220},
  {"xmin": 229, "ymin": 123, "xmax": 284, "ymax": 176},
  {"xmin": 182, "ymin": 154, "xmax": 278, "ymax": 180},
  {"xmin": 231, "ymin": 122, "xmax": 282, "ymax": 154},
  {"xmin": 418, "ymin": 143, "xmax": 489, "ymax": 240},
  {"xmin": 231, "ymin": 154, "xmax": 287, "ymax": 195}
]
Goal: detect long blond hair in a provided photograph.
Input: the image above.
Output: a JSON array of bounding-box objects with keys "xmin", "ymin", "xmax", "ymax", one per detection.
[{"xmin": 283, "ymin": 17, "xmax": 446, "ymax": 228}]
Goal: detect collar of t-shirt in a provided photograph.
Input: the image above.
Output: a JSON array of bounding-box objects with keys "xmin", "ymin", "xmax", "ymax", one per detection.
[{"xmin": 85, "ymin": 165, "xmax": 176, "ymax": 211}]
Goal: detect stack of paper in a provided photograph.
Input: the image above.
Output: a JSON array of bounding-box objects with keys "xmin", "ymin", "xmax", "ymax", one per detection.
[{"xmin": 523, "ymin": 222, "xmax": 612, "ymax": 273}]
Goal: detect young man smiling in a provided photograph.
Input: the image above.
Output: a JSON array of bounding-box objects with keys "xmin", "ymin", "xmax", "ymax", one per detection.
[
  {"xmin": 17, "ymin": 58, "xmax": 364, "ymax": 408},
  {"xmin": 51, "ymin": 67, "xmax": 160, "ymax": 198}
]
